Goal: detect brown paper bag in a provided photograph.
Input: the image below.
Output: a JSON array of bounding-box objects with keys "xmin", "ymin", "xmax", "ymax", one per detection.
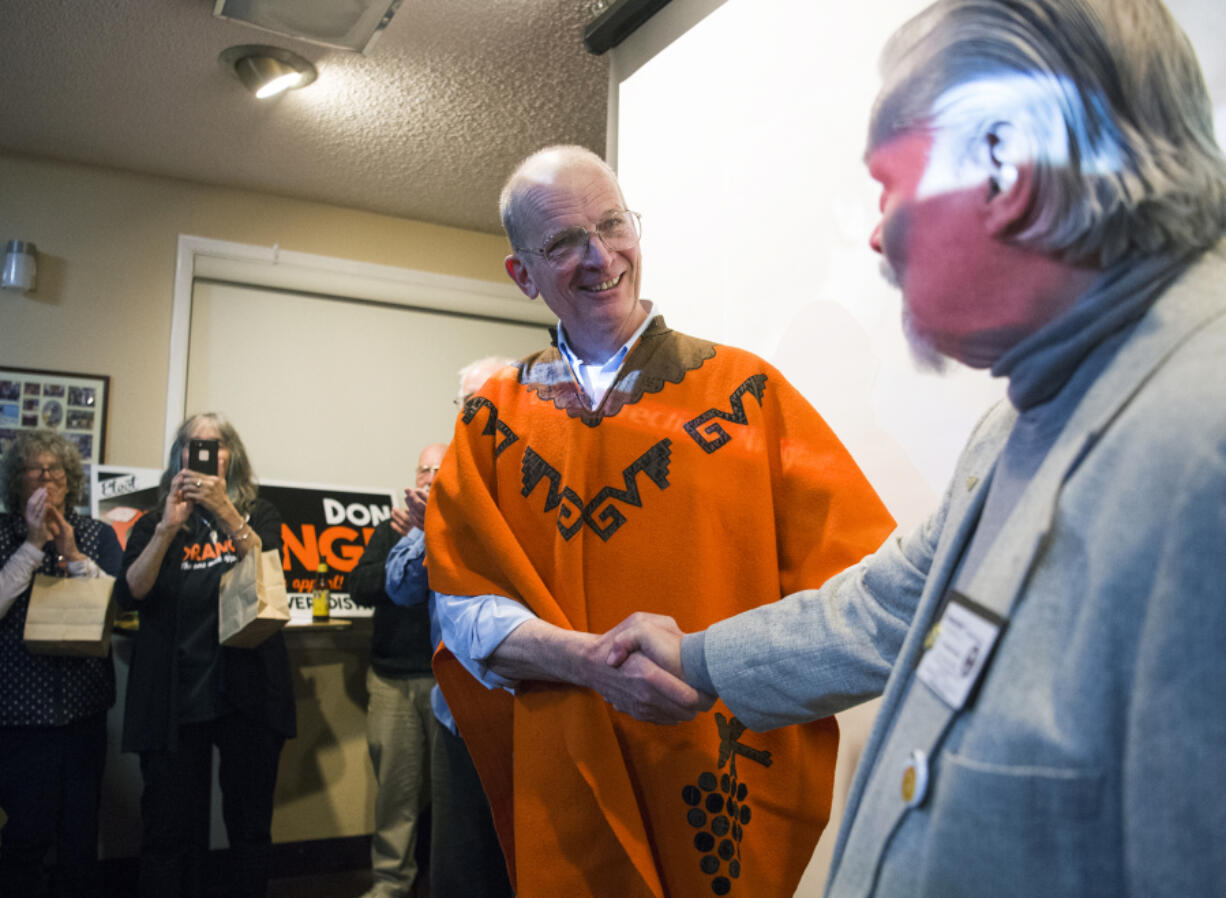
[
  {"xmin": 218, "ymin": 549, "xmax": 290, "ymax": 648},
  {"xmin": 24, "ymin": 573, "xmax": 117, "ymax": 658}
]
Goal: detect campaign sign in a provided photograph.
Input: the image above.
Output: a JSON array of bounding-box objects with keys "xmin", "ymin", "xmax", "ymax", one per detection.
[{"xmin": 258, "ymin": 481, "xmax": 395, "ymax": 622}]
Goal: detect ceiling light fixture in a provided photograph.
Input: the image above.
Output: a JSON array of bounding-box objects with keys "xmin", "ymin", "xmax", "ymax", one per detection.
[{"xmin": 220, "ymin": 45, "xmax": 317, "ymax": 99}]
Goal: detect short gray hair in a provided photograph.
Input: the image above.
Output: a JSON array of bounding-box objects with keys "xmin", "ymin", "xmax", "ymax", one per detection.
[
  {"xmin": 870, "ymin": 0, "xmax": 1226, "ymax": 266},
  {"xmin": 457, "ymin": 355, "xmax": 516, "ymax": 403},
  {"xmin": 499, "ymin": 145, "xmax": 622, "ymax": 250}
]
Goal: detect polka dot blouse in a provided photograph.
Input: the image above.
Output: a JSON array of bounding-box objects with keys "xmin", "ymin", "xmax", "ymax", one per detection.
[{"xmin": 0, "ymin": 510, "xmax": 122, "ymax": 726}]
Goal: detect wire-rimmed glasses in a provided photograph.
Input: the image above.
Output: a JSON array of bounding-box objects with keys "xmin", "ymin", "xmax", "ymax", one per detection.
[{"xmin": 517, "ymin": 210, "xmax": 642, "ymax": 268}]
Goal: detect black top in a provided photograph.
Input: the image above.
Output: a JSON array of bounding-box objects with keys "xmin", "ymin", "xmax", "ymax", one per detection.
[
  {"xmin": 348, "ymin": 519, "xmax": 434, "ymax": 679},
  {"xmin": 116, "ymin": 497, "xmax": 296, "ymax": 752},
  {"xmin": 0, "ymin": 510, "xmax": 121, "ymax": 727}
]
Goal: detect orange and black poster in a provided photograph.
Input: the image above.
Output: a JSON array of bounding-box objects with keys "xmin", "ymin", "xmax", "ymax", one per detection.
[{"xmin": 257, "ymin": 481, "xmax": 396, "ymax": 621}]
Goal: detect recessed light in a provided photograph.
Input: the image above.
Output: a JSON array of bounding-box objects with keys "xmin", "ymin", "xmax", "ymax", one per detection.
[{"xmin": 219, "ymin": 45, "xmax": 318, "ymax": 99}]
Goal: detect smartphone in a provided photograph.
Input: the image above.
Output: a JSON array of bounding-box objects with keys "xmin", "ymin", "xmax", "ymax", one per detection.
[{"xmin": 187, "ymin": 438, "xmax": 220, "ymax": 476}]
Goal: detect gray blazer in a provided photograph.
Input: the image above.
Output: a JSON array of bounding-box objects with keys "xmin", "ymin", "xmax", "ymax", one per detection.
[{"xmin": 705, "ymin": 248, "xmax": 1226, "ymax": 897}]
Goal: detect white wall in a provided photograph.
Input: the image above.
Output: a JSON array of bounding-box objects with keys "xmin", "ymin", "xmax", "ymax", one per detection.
[
  {"xmin": 609, "ymin": 0, "xmax": 1226, "ymax": 893},
  {"xmin": 613, "ymin": 0, "xmax": 1004, "ymax": 536},
  {"xmin": 0, "ymin": 154, "xmax": 514, "ymax": 472},
  {"xmin": 186, "ymin": 279, "xmax": 548, "ymax": 491},
  {"xmin": 611, "ymin": 0, "xmax": 1226, "ymax": 530}
]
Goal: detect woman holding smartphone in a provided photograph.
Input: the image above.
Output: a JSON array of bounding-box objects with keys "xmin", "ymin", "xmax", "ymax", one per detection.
[{"xmin": 115, "ymin": 413, "xmax": 295, "ymax": 898}]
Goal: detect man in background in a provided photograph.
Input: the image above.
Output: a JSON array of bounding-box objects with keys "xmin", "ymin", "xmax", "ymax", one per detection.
[
  {"xmin": 348, "ymin": 443, "xmax": 444, "ymax": 898},
  {"xmin": 423, "ymin": 147, "xmax": 896, "ymax": 896},
  {"xmin": 385, "ymin": 358, "xmax": 515, "ymax": 898},
  {"xmin": 608, "ymin": 1, "xmax": 1226, "ymax": 894}
]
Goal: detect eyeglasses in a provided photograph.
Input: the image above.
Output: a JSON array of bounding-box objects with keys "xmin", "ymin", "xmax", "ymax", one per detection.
[
  {"xmin": 24, "ymin": 464, "xmax": 65, "ymax": 478},
  {"xmin": 517, "ymin": 210, "xmax": 642, "ymax": 268},
  {"xmin": 417, "ymin": 465, "xmax": 441, "ymax": 476}
]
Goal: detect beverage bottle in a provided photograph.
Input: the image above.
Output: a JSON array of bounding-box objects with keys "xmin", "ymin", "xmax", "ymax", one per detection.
[{"xmin": 312, "ymin": 562, "xmax": 330, "ymax": 623}]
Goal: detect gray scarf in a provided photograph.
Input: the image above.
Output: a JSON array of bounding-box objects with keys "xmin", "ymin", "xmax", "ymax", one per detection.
[{"xmin": 992, "ymin": 250, "xmax": 1197, "ymax": 411}]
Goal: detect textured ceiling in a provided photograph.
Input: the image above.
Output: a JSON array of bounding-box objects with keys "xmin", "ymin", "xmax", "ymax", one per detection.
[
  {"xmin": 5, "ymin": 0, "xmax": 1222, "ymax": 238},
  {"xmin": 0, "ymin": 0, "xmax": 610, "ymax": 234}
]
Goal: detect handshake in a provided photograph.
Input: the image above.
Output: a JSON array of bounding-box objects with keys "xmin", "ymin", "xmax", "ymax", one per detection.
[{"xmin": 586, "ymin": 612, "xmax": 718, "ymax": 725}]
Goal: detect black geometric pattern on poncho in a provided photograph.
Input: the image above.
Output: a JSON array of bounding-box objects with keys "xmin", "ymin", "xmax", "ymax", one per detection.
[
  {"xmin": 520, "ymin": 439, "xmax": 672, "ymax": 541},
  {"xmin": 462, "ymin": 397, "xmax": 519, "ymax": 458},
  {"xmin": 683, "ymin": 374, "xmax": 768, "ymax": 454}
]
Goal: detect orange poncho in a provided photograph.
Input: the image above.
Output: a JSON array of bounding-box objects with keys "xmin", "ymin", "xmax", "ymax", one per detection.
[{"xmin": 427, "ymin": 318, "xmax": 894, "ymax": 897}]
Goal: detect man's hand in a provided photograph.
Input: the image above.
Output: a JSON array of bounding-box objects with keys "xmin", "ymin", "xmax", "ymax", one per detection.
[
  {"xmin": 603, "ymin": 613, "xmax": 718, "ymax": 718},
  {"xmin": 581, "ymin": 631, "xmax": 709, "ymax": 724},
  {"xmin": 389, "ymin": 506, "xmax": 413, "ymax": 537},
  {"xmin": 404, "ymin": 487, "xmax": 429, "ymax": 531},
  {"xmin": 486, "ymin": 618, "xmax": 713, "ymax": 725},
  {"xmin": 604, "ymin": 611, "xmax": 685, "ymax": 677}
]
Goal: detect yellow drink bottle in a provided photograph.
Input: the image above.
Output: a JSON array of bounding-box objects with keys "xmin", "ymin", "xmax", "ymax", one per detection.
[{"xmin": 312, "ymin": 562, "xmax": 330, "ymax": 623}]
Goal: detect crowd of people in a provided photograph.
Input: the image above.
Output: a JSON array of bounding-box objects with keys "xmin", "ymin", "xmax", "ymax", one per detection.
[
  {"xmin": 1, "ymin": 0, "xmax": 1223, "ymax": 895},
  {"xmin": 0, "ymin": 416, "xmax": 295, "ymax": 898}
]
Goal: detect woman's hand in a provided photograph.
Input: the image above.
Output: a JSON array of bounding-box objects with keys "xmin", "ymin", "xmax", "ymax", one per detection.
[
  {"xmin": 176, "ymin": 469, "xmax": 233, "ymax": 519},
  {"xmin": 44, "ymin": 505, "xmax": 85, "ymax": 564},
  {"xmin": 128, "ymin": 469, "xmax": 198, "ymax": 600},
  {"xmin": 162, "ymin": 470, "xmax": 196, "ymax": 531},
  {"xmin": 24, "ymin": 487, "xmax": 50, "ymax": 548},
  {"xmin": 172, "ymin": 469, "xmax": 247, "ymax": 549}
]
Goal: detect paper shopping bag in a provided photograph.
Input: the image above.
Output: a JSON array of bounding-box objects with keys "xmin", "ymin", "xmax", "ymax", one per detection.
[
  {"xmin": 218, "ymin": 549, "xmax": 290, "ymax": 648},
  {"xmin": 24, "ymin": 573, "xmax": 116, "ymax": 657}
]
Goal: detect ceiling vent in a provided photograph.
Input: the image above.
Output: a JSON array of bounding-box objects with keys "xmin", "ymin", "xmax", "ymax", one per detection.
[{"xmin": 213, "ymin": 0, "xmax": 403, "ymax": 54}]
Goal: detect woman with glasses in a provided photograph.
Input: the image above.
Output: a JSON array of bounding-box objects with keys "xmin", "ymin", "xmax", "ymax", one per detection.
[
  {"xmin": 114, "ymin": 413, "xmax": 295, "ymax": 898},
  {"xmin": 0, "ymin": 429, "xmax": 121, "ymax": 897}
]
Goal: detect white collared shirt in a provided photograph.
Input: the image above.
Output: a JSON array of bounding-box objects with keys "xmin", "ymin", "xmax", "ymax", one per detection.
[{"xmin": 555, "ymin": 301, "xmax": 657, "ymax": 409}]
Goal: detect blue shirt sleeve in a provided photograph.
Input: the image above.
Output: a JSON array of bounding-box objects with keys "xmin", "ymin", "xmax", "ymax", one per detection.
[
  {"xmin": 384, "ymin": 528, "xmax": 430, "ymax": 607},
  {"xmin": 434, "ymin": 590, "xmax": 536, "ymax": 690},
  {"xmin": 386, "ymin": 528, "xmax": 536, "ymax": 690}
]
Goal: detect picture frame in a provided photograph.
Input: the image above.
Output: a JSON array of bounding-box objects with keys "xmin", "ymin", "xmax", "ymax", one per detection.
[{"xmin": 0, "ymin": 366, "xmax": 109, "ymax": 469}]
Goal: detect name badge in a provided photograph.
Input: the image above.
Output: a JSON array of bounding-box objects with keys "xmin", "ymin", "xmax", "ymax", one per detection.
[{"xmin": 915, "ymin": 591, "xmax": 1006, "ymax": 710}]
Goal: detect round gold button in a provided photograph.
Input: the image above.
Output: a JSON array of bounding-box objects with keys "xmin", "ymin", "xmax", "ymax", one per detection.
[{"xmin": 901, "ymin": 748, "xmax": 928, "ymax": 808}]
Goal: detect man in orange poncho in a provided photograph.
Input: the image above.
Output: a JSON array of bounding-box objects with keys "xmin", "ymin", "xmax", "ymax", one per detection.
[{"xmin": 424, "ymin": 145, "xmax": 895, "ymax": 898}]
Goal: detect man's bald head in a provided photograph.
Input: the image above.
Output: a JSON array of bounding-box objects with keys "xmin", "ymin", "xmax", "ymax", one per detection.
[
  {"xmin": 416, "ymin": 442, "xmax": 448, "ymax": 490},
  {"xmin": 458, "ymin": 355, "xmax": 515, "ymax": 404},
  {"xmin": 499, "ymin": 145, "xmax": 623, "ymax": 251}
]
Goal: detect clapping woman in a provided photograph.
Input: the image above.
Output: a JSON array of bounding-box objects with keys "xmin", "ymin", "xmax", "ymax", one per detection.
[
  {"xmin": 114, "ymin": 413, "xmax": 295, "ymax": 898},
  {"xmin": 0, "ymin": 430, "xmax": 120, "ymax": 897}
]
